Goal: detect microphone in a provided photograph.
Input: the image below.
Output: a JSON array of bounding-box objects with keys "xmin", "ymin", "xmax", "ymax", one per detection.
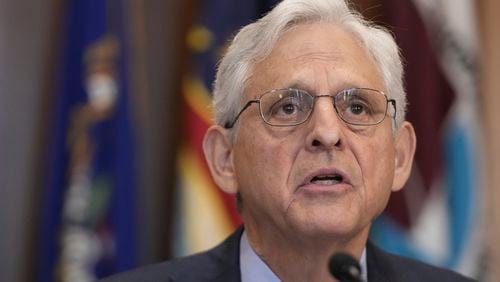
[{"xmin": 328, "ymin": 252, "xmax": 363, "ymax": 282}]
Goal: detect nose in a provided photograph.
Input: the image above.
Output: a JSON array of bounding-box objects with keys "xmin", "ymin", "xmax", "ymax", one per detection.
[{"xmin": 305, "ymin": 96, "xmax": 344, "ymax": 152}]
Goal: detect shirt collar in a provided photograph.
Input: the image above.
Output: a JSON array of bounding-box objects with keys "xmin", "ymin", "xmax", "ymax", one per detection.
[
  {"xmin": 240, "ymin": 231, "xmax": 368, "ymax": 282},
  {"xmin": 360, "ymin": 247, "xmax": 368, "ymax": 282},
  {"xmin": 240, "ymin": 231, "xmax": 280, "ymax": 282}
]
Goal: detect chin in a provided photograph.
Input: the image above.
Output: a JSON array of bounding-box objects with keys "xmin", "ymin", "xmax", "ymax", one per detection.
[{"xmin": 289, "ymin": 214, "xmax": 365, "ymax": 240}]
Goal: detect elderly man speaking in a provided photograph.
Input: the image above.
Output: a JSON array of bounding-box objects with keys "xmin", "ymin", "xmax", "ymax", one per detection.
[{"xmin": 104, "ymin": 0, "xmax": 475, "ymax": 281}]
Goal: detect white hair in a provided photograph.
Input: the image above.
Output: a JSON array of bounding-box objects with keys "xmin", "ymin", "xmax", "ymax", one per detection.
[{"xmin": 213, "ymin": 0, "xmax": 406, "ymax": 133}]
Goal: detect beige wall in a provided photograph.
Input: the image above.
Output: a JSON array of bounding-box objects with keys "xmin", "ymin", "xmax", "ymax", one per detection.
[
  {"xmin": 478, "ymin": 1, "xmax": 500, "ymax": 281},
  {"xmin": 0, "ymin": 0, "xmax": 52, "ymax": 281}
]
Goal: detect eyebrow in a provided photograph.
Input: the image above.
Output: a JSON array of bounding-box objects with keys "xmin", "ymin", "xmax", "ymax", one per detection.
[
  {"xmin": 283, "ymin": 81, "xmax": 315, "ymax": 93},
  {"xmin": 281, "ymin": 81, "xmax": 360, "ymax": 95}
]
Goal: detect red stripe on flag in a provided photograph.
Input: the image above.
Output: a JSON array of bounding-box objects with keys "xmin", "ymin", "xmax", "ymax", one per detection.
[{"xmin": 182, "ymin": 93, "xmax": 242, "ymax": 227}]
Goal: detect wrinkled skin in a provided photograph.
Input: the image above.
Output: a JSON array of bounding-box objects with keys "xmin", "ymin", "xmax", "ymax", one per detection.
[{"xmin": 203, "ymin": 23, "xmax": 416, "ymax": 282}]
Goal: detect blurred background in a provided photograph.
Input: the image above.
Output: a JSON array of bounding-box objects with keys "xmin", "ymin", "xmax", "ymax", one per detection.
[{"xmin": 1, "ymin": 0, "xmax": 499, "ymax": 281}]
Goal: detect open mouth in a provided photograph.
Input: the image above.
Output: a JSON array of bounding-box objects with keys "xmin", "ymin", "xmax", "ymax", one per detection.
[{"xmin": 310, "ymin": 173, "xmax": 344, "ymax": 185}]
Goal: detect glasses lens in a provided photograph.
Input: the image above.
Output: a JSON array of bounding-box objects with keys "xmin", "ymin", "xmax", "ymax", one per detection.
[
  {"xmin": 260, "ymin": 89, "xmax": 313, "ymax": 126},
  {"xmin": 334, "ymin": 88, "xmax": 388, "ymax": 125}
]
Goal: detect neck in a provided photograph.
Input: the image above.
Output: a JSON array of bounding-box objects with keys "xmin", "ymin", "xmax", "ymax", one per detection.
[{"xmin": 244, "ymin": 222, "xmax": 369, "ymax": 282}]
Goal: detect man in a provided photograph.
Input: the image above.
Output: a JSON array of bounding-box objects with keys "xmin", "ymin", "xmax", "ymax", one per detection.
[{"xmin": 103, "ymin": 0, "xmax": 475, "ymax": 281}]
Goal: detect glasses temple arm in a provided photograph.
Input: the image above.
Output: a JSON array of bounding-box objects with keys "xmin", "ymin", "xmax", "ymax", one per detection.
[
  {"xmin": 224, "ymin": 100, "xmax": 259, "ymax": 129},
  {"xmin": 388, "ymin": 99, "xmax": 396, "ymax": 120}
]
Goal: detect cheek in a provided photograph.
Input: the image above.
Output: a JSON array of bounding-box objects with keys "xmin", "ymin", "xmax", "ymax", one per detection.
[
  {"xmin": 354, "ymin": 135, "xmax": 396, "ymax": 202},
  {"xmin": 364, "ymin": 141, "xmax": 394, "ymax": 176},
  {"xmin": 234, "ymin": 130, "xmax": 299, "ymax": 208},
  {"xmin": 237, "ymin": 124, "xmax": 300, "ymax": 179}
]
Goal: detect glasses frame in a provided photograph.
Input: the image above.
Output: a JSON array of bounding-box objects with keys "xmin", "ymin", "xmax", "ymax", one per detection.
[{"xmin": 224, "ymin": 87, "xmax": 396, "ymax": 129}]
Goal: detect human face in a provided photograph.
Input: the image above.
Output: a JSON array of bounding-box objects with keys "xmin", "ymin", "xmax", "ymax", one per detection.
[{"xmin": 231, "ymin": 23, "xmax": 408, "ymax": 243}]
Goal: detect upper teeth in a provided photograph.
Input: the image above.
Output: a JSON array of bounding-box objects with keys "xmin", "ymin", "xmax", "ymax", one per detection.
[{"xmin": 311, "ymin": 175, "xmax": 342, "ymax": 184}]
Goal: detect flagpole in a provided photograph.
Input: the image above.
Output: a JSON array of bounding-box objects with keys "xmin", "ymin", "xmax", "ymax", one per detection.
[{"xmin": 478, "ymin": 1, "xmax": 500, "ymax": 281}]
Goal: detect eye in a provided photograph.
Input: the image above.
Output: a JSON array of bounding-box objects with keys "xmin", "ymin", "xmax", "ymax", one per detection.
[
  {"xmin": 334, "ymin": 88, "xmax": 387, "ymax": 125},
  {"xmin": 271, "ymin": 98, "xmax": 301, "ymax": 116},
  {"xmin": 348, "ymin": 102, "xmax": 367, "ymax": 115},
  {"xmin": 261, "ymin": 89, "xmax": 312, "ymax": 125},
  {"xmin": 336, "ymin": 94, "xmax": 376, "ymax": 122},
  {"xmin": 338, "ymin": 92, "xmax": 374, "ymax": 117}
]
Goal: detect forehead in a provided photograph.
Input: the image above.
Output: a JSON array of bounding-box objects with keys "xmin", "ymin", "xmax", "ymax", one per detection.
[{"xmin": 248, "ymin": 22, "xmax": 384, "ymax": 95}]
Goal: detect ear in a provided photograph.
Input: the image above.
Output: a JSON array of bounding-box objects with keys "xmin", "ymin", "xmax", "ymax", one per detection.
[
  {"xmin": 392, "ymin": 121, "xmax": 417, "ymax": 192},
  {"xmin": 203, "ymin": 125, "xmax": 238, "ymax": 195}
]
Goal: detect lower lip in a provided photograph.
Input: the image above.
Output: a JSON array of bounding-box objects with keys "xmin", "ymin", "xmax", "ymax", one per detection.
[{"xmin": 297, "ymin": 183, "xmax": 353, "ymax": 195}]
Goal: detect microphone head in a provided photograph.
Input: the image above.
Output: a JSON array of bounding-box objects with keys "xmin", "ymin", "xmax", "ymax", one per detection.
[{"xmin": 328, "ymin": 252, "xmax": 362, "ymax": 282}]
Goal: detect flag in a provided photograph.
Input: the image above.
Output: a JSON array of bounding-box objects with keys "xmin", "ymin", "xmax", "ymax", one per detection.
[
  {"xmin": 38, "ymin": 1, "xmax": 137, "ymax": 281},
  {"xmin": 370, "ymin": 0, "xmax": 483, "ymax": 278},
  {"xmin": 173, "ymin": 0, "xmax": 279, "ymax": 256}
]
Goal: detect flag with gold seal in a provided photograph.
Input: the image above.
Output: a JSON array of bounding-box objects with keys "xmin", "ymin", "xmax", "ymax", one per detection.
[{"xmin": 38, "ymin": 1, "xmax": 137, "ymax": 281}]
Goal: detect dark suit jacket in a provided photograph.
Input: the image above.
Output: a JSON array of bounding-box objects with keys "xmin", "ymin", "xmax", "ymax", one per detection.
[{"xmin": 101, "ymin": 228, "xmax": 476, "ymax": 282}]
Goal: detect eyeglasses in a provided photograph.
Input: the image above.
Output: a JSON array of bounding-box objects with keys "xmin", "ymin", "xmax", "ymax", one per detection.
[{"xmin": 224, "ymin": 87, "xmax": 396, "ymax": 128}]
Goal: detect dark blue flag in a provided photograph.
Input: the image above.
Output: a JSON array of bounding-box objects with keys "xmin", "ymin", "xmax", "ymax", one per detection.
[{"xmin": 39, "ymin": 1, "xmax": 137, "ymax": 281}]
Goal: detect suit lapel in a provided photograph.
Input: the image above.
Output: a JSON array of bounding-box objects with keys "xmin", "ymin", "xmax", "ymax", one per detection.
[
  {"xmin": 366, "ymin": 241, "xmax": 394, "ymax": 282},
  {"xmin": 170, "ymin": 227, "xmax": 243, "ymax": 282},
  {"xmin": 209, "ymin": 227, "xmax": 243, "ymax": 282}
]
